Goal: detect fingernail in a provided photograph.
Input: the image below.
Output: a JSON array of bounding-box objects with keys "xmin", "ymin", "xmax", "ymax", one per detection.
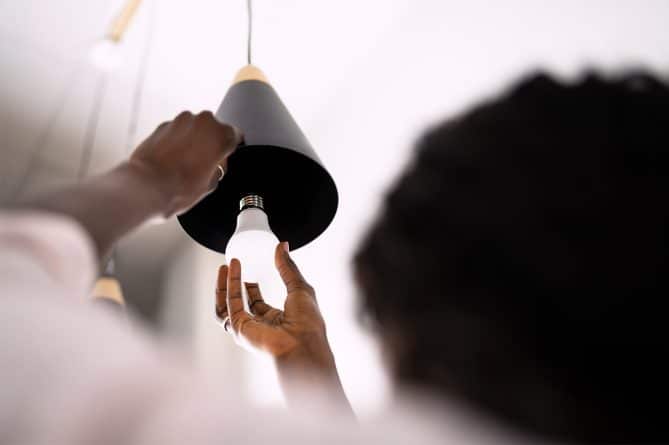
[{"xmin": 282, "ymin": 241, "xmax": 290, "ymax": 253}]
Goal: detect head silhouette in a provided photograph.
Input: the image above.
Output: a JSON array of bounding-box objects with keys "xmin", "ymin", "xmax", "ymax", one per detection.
[{"xmin": 355, "ymin": 71, "xmax": 669, "ymax": 442}]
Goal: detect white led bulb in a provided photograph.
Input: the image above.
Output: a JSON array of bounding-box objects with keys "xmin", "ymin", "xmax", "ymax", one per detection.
[{"xmin": 224, "ymin": 195, "xmax": 284, "ymax": 308}]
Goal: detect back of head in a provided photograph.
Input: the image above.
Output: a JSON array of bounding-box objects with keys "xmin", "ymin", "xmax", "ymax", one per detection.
[{"xmin": 354, "ymin": 71, "xmax": 669, "ymax": 442}]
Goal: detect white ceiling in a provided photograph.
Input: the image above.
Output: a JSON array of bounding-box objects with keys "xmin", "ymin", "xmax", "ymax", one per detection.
[{"xmin": 1, "ymin": 0, "xmax": 668, "ymax": 414}]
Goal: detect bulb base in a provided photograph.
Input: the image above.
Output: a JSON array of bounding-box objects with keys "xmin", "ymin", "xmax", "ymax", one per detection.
[{"xmin": 240, "ymin": 194, "xmax": 264, "ymax": 211}]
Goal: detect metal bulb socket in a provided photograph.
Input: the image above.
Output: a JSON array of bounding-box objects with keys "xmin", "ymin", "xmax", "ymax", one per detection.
[{"xmin": 240, "ymin": 194, "xmax": 264, "ymax": 212}]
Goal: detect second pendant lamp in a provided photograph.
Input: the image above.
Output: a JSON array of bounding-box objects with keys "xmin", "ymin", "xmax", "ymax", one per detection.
[{"xmin": 178, "ymin": 65, "xmax": 338, "ymax": 253}]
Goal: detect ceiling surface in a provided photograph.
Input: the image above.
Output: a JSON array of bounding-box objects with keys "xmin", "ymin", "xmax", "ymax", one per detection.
[{"xmin": 1, "ymin": 0, "xmax": 668, "ymax": 414}]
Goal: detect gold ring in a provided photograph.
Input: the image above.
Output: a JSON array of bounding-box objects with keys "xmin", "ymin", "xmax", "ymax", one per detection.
[{"xmin": 217, "ymin": 165, "xmax": 225, "ymax": 181}]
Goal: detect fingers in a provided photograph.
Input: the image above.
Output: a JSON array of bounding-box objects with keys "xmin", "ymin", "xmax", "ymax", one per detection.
[
  {"xmin": 171, "ymin": 111, "xmax": 195, "ymax": 138},
  {"xmin": 226, "ymin": 258, "xmax": 253, "ymax": 335},
  {"xmin": 155, "ymin": 120, "xmax": 170, "ymax": 133},
  {"xmin": 175, "ymin": 110, "xmax": 194, "ymax": 123},
  {"xmin": 220, "ymin": 123, "xmax": 243, "ymax": 151},
  {"xmin": 245, "ymin": 282, "xmax": 278, "ymax": 317},
  {"xmin": 163, "ymin": 110, "xmax": 242, "ymax": 170},
  {"xmin": 193, "ymin": 111, "xmax": 241, "ymax": 187},
  {"xmin": 275, "ymin": 242, "xmax": 314, "ymax": 295},
  {"xmin": 193, "ymin": 110, "xmax": 242, "ymax": 159},
  {"xmin": 215, "ymin": 123, "xmax": 242, "ymax": 169},
  {"xmin": 215, "ymin": 264, "xmax": 230, "ymax": 332},
  {"xmin": 215, "ymin": 265, "xmax": 229, "ymax": 328}
]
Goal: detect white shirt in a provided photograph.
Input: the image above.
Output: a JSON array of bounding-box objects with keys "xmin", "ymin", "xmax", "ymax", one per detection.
[{"xmin": 0, "ymin": 211, "xmax": 537, "ymax": 445}]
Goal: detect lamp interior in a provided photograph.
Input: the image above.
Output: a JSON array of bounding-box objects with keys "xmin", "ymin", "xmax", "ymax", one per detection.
[{"xmin": 178, "ymin": 144, "xmax": 338, "ymax": 253}]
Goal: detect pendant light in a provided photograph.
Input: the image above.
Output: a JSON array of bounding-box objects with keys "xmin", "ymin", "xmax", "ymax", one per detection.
[
  {"xmin": 90, "ymin": 0, "xmax": 145, "ymax": 71},
  {"xmin": 178, "ymin": 3, "xmax": 338, "ymax": 255},
  {"xmin": 91, "ymin": 257, "xmax": 127, "ymax": 314}
]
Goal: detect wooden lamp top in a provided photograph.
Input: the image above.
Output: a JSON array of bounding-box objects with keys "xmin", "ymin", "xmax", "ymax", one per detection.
[{"xmin": 232, "ymin": 65, "xmax": 269, "ymax": 85}]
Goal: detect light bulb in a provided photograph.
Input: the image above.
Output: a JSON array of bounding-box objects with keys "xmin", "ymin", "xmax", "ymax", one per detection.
[
  {"xmin": 89, "ymin": 38, "xmax": 123, "ymax": 72},
  {"xmin": 225, "ymin": 195, "xmax": 284, "ymax": 308}
]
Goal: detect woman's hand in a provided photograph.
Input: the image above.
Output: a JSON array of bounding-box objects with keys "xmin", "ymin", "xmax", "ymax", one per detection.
[
  {"xmin": 129, "ymin": 111, "xmax": 242, "ymax": 218},
  {"xmin": 217, "ymin": 242, "xmax": 333, "ymax": 369},
  {"xmin": 23, "ymin": 110, "xmax": 241, "ymax": 260},
  {"xmin": 216, "ymin": 242, "xmax": 352, "ymax": 413}
]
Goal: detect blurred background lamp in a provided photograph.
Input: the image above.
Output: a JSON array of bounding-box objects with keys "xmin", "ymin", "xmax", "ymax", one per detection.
[
  {"xmin": 91, "ymin": 257, "xmax": 127, "ymax": 314},
  {"xmin": 89, "ymin": 38, "xmax": 123, "ymax": 71},
  {"xmin": 89, "ymin": 0, "xmax": 144, "ymax": 71}
]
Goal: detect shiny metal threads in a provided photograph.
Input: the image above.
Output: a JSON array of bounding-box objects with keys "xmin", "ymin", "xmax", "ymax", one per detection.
[{"xmin": 239, "ymin": 194, "xmax": 264, "ymax": 211}]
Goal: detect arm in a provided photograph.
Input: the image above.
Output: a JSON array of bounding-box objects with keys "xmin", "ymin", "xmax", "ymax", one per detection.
[
  {"xmin": 21, "ymin": 111, "xmax": 241, "ymax": 262},
  {"xmin": 216, "ymin": 243, "xmax": 354, "ymax": 416}
]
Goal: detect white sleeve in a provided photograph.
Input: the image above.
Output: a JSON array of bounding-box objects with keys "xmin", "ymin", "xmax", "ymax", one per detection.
[
  {"xmin": 0, "ymin": 211, "xmax": 96, "ymax": 300},
  {"xmin": 0, "ymin": 211, "xmax": 179, "ymax": 443},
  {"xmin": 0, "ymin": 211, "xmax": 370, "ymax": 445}
]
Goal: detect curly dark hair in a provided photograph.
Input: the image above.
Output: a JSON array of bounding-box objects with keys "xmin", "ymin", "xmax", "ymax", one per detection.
[{"xmin": 354, "ymin": 71, "xmax": 669, "ymax": 443}]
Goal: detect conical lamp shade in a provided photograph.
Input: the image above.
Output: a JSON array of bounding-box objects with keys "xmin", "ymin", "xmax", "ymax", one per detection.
[{"xmin": 178, "ymin": 66, "xmax": 338, "ymax": 253}]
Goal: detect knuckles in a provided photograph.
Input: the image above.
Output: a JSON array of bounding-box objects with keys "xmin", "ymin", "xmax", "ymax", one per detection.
[
  {"xmin": 194, "ymin": 112, "xmax": 240, "ymax": 145},
  {"xmin": 175, "ymin": 110, "xmax": 194, "ymax": 122},
  {"xmin": 218, "ymin": 123, "xmax": 241, "ymax": 146},
  {"xmin": 195, "ymin": 110, "xmax": 215, "ymax": 122},
  {"xmin": 168, "ymin": 110, "xmax": 240, "ymax": 147},
  {"xmin": 138, "ymin": 110, "xmax": 241, "ymax": 209}
]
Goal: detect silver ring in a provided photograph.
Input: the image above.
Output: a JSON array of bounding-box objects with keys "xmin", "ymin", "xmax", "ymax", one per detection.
[
  {"xmin": 220, "ymin": 315, "xmax": 231, "ymax": 333},
  {"xmin": 217, "ymin": 165, "xmax": 225, "ymax": 181}
]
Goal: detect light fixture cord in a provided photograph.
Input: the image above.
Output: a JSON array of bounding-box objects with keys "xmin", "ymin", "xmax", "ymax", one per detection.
[
  {"xmin": 247, "ymin": 0, "xmax": 253, "ymax": 65},
  {"xmin": 9, "ymin": 60, "xmax": 86, "ymax": 200},
  {"xmin": 77, "ymin": 72, "xmax": 108, "ymax": 181},
  {"xmin": 125, "ymin": 0, "xmax": 158, "ymax": 154}
]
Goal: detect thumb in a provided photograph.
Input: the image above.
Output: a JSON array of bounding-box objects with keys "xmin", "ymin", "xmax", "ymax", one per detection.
[{"xmin": 275, "ymin": 242, "xmax": 313, "ymax": 294}]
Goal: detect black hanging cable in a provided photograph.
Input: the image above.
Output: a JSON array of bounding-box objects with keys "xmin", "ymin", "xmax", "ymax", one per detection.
[
  {"xmin": 125, "ymin": 0, "xmax": 158, "ymax": 154},
  {"xmin": 114, "ymin": 0, "xmax": 159, "ymax": 278},
  {"xmin": 103, "ymin": 255, "xmax": 116, "ymax": 277},
  {"xmin": 247, "ymin": 0, "xmax": 253, "ymax": 65},
  {"xmin": 77, "ymin": 73, "xmax": 108, "ymax": 181}
]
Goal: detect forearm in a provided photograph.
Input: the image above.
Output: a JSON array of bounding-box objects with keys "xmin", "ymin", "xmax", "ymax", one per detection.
[
  {"xmin": 21, "ymin": 161, "xmax": 169, "ymax": 263},
  {"xmin": 275, "ymin": 335, "xmax": 354, "ymax": 416}
]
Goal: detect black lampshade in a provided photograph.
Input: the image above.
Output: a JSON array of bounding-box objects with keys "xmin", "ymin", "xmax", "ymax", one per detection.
[{"xmin": 178, "ymin": 66, "xmax": 338, "ymax": 253}]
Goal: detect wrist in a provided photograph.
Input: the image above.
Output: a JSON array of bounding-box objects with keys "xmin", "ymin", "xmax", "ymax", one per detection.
[
  {"xmin": 117, "ymin": 160, "xmax": 175, "ymax": 218},
  {"xmin": 275, "ymin": 334, "xmax": 352, "ymax": 412},
  {"xmin": 275, "ymin": 333, "xmax": 339, "ymax": 379}
]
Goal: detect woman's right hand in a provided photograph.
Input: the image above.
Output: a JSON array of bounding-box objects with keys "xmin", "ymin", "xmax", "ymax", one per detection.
[{"xmin": 215, "ymin": 242, "xmax": 352, "ymax": 412}]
